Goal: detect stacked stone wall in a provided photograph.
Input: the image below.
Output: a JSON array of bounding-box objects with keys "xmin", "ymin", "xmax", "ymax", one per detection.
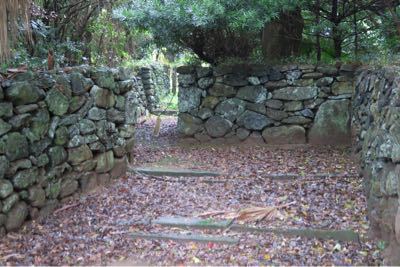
[
  {"xmin": 177, "ymin": 64, "xmax": 356, "ymax": 144},
  {"xmin": 0, "ymin": 66, "xmax": 146, "ymax": 234},
  {"xmin": 353, "ymin": 67, "xmax": 400, "ymax": 265}
]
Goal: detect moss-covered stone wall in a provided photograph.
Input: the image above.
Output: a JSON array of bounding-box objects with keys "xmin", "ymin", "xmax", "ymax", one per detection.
[{"xmin": 0, "ymin": 66, "xmax": 147, "ymax": 234}]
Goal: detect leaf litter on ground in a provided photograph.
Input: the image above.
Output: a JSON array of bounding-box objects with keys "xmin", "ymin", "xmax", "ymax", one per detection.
[{"xmin": 0, "ymin": 116, "xmax": 383, "ymax": 266}]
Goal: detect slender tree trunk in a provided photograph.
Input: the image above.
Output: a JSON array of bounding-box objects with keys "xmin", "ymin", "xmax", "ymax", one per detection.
[
  {"xmin": 353, "ymin": 1, "xmax": 359, "ymax": 57},
  {"xmin": 331, "ymin": 0, "xmax": 342, "ymax": 59},
  {"xmin": 316, "ymin": 0, "xmax": 322, "ymax": 61},
  {"xmin": 332, "ymin": 25, "xmax": 342, "ymax": 59}
]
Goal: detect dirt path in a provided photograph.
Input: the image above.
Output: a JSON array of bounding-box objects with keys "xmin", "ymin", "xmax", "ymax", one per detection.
[{"xmin": 0, "ymin": 116, "xmax": 382, "ymax": 265}]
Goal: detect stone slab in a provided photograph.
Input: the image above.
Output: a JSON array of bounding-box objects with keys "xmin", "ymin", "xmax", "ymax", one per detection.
[
  {"xmin": 150, "ymin": 216, "xmax": 359, "ymax": 242},
  {"xmin": 153, "ymin": 216, "xmax": 232, "ymax": 229},
  {"xmin": 131, "ymin": 232, "xmax": 239, "ymax": 244},
  {"xmin": 231, "ymin": 226, "xmax": 359, "ymax": 242},
  {"xmin": 132, "ymin": 167, "xmax": 221, "ymax": 177}
]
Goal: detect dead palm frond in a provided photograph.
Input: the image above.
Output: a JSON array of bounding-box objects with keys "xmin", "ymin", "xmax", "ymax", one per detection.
[{"xmin": 198, "ymin": 202, "xmax": 295, "ymax": 223}]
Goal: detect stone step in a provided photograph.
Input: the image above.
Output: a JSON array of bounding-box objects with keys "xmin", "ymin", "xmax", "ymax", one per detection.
[
  {"xmin": 151, "ymin": 109, "xmax": 178, "ymax": 116},
  {"xmin": 265, "ymin": 173, "xmax": 346, "ymax": 180},
  {"xmin": 152, "ymin": 216, "xmax": 359, "ymax": 242},
  {"xmin": 131, "ymin": 167, "xmax": 222, "ymax": 177},
  {"xmin": 131, "ymin": 232, "xmax": 239, "ymax": 244},
  {"xmin": 153, "ymin": 216, "xmax": 233, "ymax": 229}
]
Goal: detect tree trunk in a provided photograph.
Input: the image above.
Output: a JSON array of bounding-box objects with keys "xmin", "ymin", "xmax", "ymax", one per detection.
[
  {"xmin": 316, "ymin": 0, "xmax": 322, "ymax": 61},
  {"xmin": 332, "ymin": 24, "xmax": 342, "ymax": 59},
  {"xmin": 262, "ymin": 8, "xmax": 304, "ymax": 60}
]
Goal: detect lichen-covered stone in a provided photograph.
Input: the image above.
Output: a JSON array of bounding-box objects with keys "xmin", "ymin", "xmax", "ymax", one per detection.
[
  {"xmin": 272, "ymin": 86, "xmax": 318, "ymax": 101},
  {"xmin": 36, "ymin": 154, "xmax": 49, "ymax": 167},
  {"xmin": 46, "ymin": 89, "xmax": 69, "ymax": 116},
  {"xmin": 309, "ymin": 99, "xmax": 351, "ymax": 144},
  {"xmin": 69, "ymin": 96, "xmax": 86, "ymax": 113},
  {"xmin": 237, "ymin": 110, "xmax": 273, "ymax": 130},
  {"xmin": 265, "ymin": 100, "xmax": 283, "ymax": 109},
  {"xmin": 205, "ymin": 116, "xmax": 232, "ymax": 138},
  {"xmin": 15, "ymin": 104, "xmax": 38, "ymax": 114},
  {"xmin": 12, "ymin": 168, "xmax": 38, "ymax": 189},
  {"xmin": 0, "ymin": 156, "xmax": 9, "ymax": 180},
  {"xmin": 236, "ymin": 86, "xmax": 268, "ymax": 103},
  {"xmin": 4, "ymin": 132, "xmax": 29, "ymax": 161},
  {"xmin": 209, "ymin": 83, "xmax": 236, "ymax": 97},
  {"xmin": 282, "ymin": 116, "xmax": 312, "ymax": 125},
  {"xmin": 215, "ymin": 98, "xmax": 246, "ymax": 122},
  {"xmin": 266, "ymin": 109, "xmax": 289, "ymax": 121},
  {"xmin": 178, "ymin": 87, "xmax": 203, "ymax": 113},
  {"xmin": 0, "ymin": 102, "xmax": 13, "ymax": 118},
  {"xmin": 236, "ymin": 128, "xmax": 250, "ymax": 140},
  {"xmin": 284, "ymin": 101, "xmax": 303, "ymax": 112},
  {"xmin": 262, "ymin": 126, "xmax": 306, "ymax": 144},
  {"xmin": 90, "ymin": 85, "xmax": 115, "ymax": 108},
  {"xmin": 177, "ymin": 113, "xmax": 203, "ymax": 136},
  {"xmin": 6, "ymin": 159, "xmax": 32, "ymax": 177},
  {"xmin": 88, "ymin": 107, "xmax": 106, "ymax": 121},
  {"xmin": 68, "ymin": 145, "xmax": 93, "ymax": 165},
  {"xmin": 28, "ymin": 186, "xmax": 46, "ymax": 207},
  {"xmin": 332, "ymin": 81, "xmax": 354, "ymax": 95},
  {"xmin": 5, "ymin": 201, "xmax": 28, "ymax": 231},
  {"xmin": 5, "ymin": 82, "xmax": 41, "ymax": 105},
  {"xmin": 198, "ymin": 108, "xmax": 213, "ymax": 120},
  {"xmin": 45, "ymin": 181, "xmax": 61, "ymax": 199},
  {"xmin": 2, "ymin": 193, "xmax": 19, "ymax": 213},
  {"xmin": 48, "ymin": 146, "xmax": 67, "ymax": 167},
  {"xmin": 201, "ymin": 96, "xmax": 220, "ymax": 109},
  {"xmin": 59, "ymin": 179, "xmax": 78, "ymax": 198},
  {"xmin": 25, "ymin": 109, "xmax": 50, "ymax": 142},
  {"xmin": 54, "ymin": 126, "xmax": 69, "ymax": 146},
  {"xmin": 0, "ymin": 179, "xmax": 13, "ymax": 199},
  {"xmin": 95, "ymin": 151, "xmax": 115, "ymax": 173},
  {"xmin": 91, "ymin": 68, "xmax": 116, "ymax": 91},
  {"xmin": 0, "ymin": 119, "xmax": 11, "ymax": 136},
  {"xmin": 198, "ymin": 77, "xmax": 214, "ymax": 89},
  {"xmin": 70, "ymin": 72, "xmax": 93, "ymax": 95}
]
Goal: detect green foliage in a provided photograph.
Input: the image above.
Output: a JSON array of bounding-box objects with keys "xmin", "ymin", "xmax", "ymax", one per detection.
[{"xmin": 116, "ymin": 0, "xmax": 303, "ymax": 64}]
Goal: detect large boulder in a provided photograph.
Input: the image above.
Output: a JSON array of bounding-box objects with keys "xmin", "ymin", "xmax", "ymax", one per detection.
[
  {"xmin": 272, "ymin": 86, "xmax": 318, "ymax": 101},
  {"xmin": 205, "ymin": 116, "xmax": 232, "ymax": 138},
  {"xmin": 215, "ymin": 98, "xmax": 246, "ymax": 122},
  {"xmin": 262, "ymin": 126, "xmax": 306, "ymax": 144},
  {"xmin": 236, "ymin": 86, "xmax": 268, "ymax": 103},
  {"xmin": 237, "ymin": 110, "xmax": 273, "ymax": 130},
  {"xmin": 309, "ymin": 99, "xmax": 351, "ymax": 144},
  {"xmin": 177, "ymin": 113, "xmax": 203, "ymax": 136},
  {"xmin": 178, "ymin": 87, "xmax": 203, "ymax": 113}
]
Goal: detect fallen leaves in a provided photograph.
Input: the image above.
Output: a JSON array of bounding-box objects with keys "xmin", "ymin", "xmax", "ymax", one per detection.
[{"xmin": 0, "ymin": 117, "xmax": 384, "ymax": 266}]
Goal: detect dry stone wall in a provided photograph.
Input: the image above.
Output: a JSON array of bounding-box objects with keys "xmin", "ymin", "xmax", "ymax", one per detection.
[
  {"xmin": 0, "ymin": 66, "xmax": 147, "ymax": 234},
  {"xmin": 177, "ymin": 64, "xmax": 356, "ymax": 144},
  {"xmin": 353, "ymin": 67, "xmax": 400, "ymax": 265}
]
